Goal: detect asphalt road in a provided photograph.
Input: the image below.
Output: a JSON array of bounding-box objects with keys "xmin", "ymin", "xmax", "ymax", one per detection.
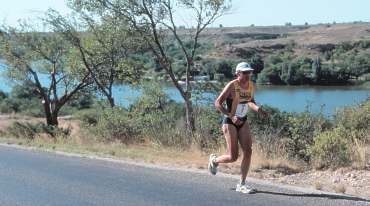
[{"xmin": 0, "ymin": 145, "xmax": 369, "ymax": 206}]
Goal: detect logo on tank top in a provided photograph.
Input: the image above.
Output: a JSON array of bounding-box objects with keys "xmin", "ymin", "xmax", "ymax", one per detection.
[{"xmin": 240, "ymin": 91, "xmax": 251, "ymax": 101}]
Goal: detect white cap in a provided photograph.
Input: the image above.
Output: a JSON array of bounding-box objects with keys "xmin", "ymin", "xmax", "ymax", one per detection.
[{"xmin": 235, "ymin": 62, "xmax": 253, "ymax": 73}]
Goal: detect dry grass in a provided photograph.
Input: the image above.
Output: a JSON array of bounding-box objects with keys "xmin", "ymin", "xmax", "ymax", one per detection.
[
  {"xmin": 251, "ymin": 148, "xmax": 302, "ymax": 175},
  {"xmin": 351, "ymin": 139, "xmax": 370, "ymax": 169},
  {"xmin": 314, "ymin": 182, "xmax": 323, "ymax": 190},
  {"xmin": 234, "ymin": 23, "xmax": 370, "ymax": 48},
  {"xmin": 0, "ymin": 114, "xmax": 43, "ymax": 131},
  {"xmin": 0, "ymin": 125, "xmax": 301, "ymax": 178},
  {"xmin": 333, "ymin": 183, "xmax": 347, "ymax": 194}
]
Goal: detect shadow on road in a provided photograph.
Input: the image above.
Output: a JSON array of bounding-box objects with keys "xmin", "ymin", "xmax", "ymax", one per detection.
[{"xmin": 256, "ymin": 190, "xmax": 370, "ymax": 202}]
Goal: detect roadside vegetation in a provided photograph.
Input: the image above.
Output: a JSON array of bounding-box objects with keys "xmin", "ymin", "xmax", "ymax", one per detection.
[
  {"xmin": 0, "ymin": 0, "xmax": 369, "ymax": 178},
  {"xmin": 0, "ymin": 82, "xmax": 369, "ymax": 170}
]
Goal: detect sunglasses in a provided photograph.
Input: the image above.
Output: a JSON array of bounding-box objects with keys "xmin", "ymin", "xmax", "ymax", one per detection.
[{"xmin": 241, "ymin": 71, "xmax": 252, "ymax": 75}]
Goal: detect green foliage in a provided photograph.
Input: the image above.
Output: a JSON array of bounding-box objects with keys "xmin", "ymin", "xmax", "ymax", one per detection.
[
  {"xmin": 284, "ymin": 111, "xmax": 329, "ymax": 161},
  {"xmin": 0, "ymin": 82, "xmax": 95, "ymax": 116},
  {"xmin": 129, "ymin": 82, "xmax": 187, "ymax": 146},
  {"xmin": 248, "ymin": 104, "xmax": 332, "ymax": 162},
  {"xmin": 77, "ymin": 81, "xmax": 224, "ymax": 148},
  {"xmin": 249, "ymin": 54, "xmax": 264, "ymax": 74},
  {"xmin": 0, "ymin": 82, "xmax": 44, "ymax": 116},
  {"xmin": 0, "ymin": 22, "xmax": 94, "ymax": 125},
  {"xmin": 248, "ymin": 105, "xmax": 291, "ymax": 135},
  {"xmin": 216, "ymin": 60, "xmax": 234, "ymax": 78},
  {"xmin": 6, "ymin": 122, "xmax": 70, "ymax": 139},
  {"xmin": 194, "ymin": 106, "xmax": 224, "ymax": 149},
  {"xmin": 92, "ymin": 107, "xmax": 141, "ymax": 143},
  {"xmin": 257, "ymin": 65, "xmax": 283, "ymax": 84},
  {"xmin": 75, "ymin": 109, "xmax": 98, "ymax": 129},
  {"xmin": 334, "ymin": 100, "xmax": 370, "ymax": 141},
  {"xmin": 247, "ymin": 105, "xmax": 291, "ymax": 157},
  {"xmin": 0, "ymin": 90, "xmax": 8, "ymax": 100},
  {"xmin": 308, "ymin": 101, "xmax": 369, "ymax": 168},
  {"xmin": 309, "ymin": 126, "xmax": 351, "ymax": 168},
  {"xmin": 6, "ymin": 122, "xmax": 36, "ymax": 139},
  {"xmin": 257, "ymin": 39, "xmax": 370, "ymax": 85},
  {"xmin": 311, "ymin": 56, "xmax": 321, "ymax": 83},
  {"xmin": 79, "ymin": 82, "xmax": 186, "ymax": 145},
  {"xmin": 0, "ymin": 98, "xmax": 19, "ymax": 113}
]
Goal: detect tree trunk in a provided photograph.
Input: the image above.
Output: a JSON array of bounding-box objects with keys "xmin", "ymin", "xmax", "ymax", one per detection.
[
  {"xmin": 43, "ymin": 100, "xmax": 59, "ymax": 126},
  {"xmin": 108, "ymin": 96, "xmax": 115, "ymax": 108},
  {"xmin": 51, "ymin": 112, "xmax": 59, "ymax": 126},
  {"xmin": 45, "ymin": 109, "xmax": 59, "ymax": 126},
  {"xmin": 184, "ymin": 94, "xmax": 195, "ymax": 132}
]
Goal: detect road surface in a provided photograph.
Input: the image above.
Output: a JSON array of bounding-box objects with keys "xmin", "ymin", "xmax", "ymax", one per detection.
[{"xmin": 0, "ymin": 145, "xmax": 369, "ymax": 206}]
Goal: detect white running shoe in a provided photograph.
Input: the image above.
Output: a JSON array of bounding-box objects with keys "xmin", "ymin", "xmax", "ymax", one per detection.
[
  {"xmin": 236, "ymin": 183, "xmax": 256, "ymax": 194},
  {"xmin": 208, "ymin": 154, "xmax": 218, "ymax": 175}
]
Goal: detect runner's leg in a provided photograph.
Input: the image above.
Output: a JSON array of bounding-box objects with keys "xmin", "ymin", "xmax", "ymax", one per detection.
[
  {"xmin": 215, "ymin": 124, "xmax": 239, "ymax": 164},
  {"xmin": 238, "ymin": 123, "xmax": 253, "ymax": 183}
]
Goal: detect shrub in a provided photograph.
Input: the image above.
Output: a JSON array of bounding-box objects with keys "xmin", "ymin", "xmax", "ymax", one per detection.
[
  {"xmin": 6, "ymin": 122, "xmax": 69, "ymax": 139},
  {"xmin": 284, "ymin": 110, "xmax": 331, "ymax": 161},
  {"xmin": 0, "ymin": 90, "xmax": 7, "ymax": 100},
  {"xmin": 91, "ymin": 107, "xmax": 141, "ymax": 143},
  {"xmin": 194, "ymin": 106, "xmax": 224, "ymax": 149},
  {"xmin": 75, "ymin": 108, "xmax": 101, "ymax": 127},
  {"xmin": 0, "ymin": 98, "xmax": 18, "ymax": 113},
  {"xmin": 6, "ymin": 122, "xmax": 37, "ymax": 139},
  {"xmin": 334, "ymin": 101, "xmax": 370, "ymax": 141},
  {"xmin": 310, "ymin": 126, "xmax": 351, "ymax": 168},
  {"xmin": 248, "ymin": 104, "xmax": 331, "ymax": 162}
]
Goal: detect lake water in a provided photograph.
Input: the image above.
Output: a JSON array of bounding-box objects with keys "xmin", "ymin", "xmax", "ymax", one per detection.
[
  {"xmin": 111, "ymin": 84, "xmax": 369, "ymax": 117},
  {"xmin": 1, "ymin": 63, "xmax": 369, "ymax": 117}
]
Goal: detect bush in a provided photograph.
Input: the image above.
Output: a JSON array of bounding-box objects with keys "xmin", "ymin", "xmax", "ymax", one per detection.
[
  {"xmin": 194, "ymin": 106, "xmax": 224, "ymax": 149},
  {"xmin": 91, "ymin": 107, "xmax": 141, "ymax": 143},
  {"xmin": 334, "ymin": 101, "xmax": 370, "ymax": 141},
  {"xmin": 138, "ymin": 111, "xmax": 189, "ymax": 147},
  {"xmin": 0, "ymin": 90, "xmax": 7, "ymax": 100},
  {"xmin": 6, "ymin": 122, "xmax": 70, "ymax": 139},
  {"xmin": 309, "ymin": 126, "xmax": 351, "ymax": 168},
  {"xmin": 131, "ymin": 90, "xmax": 187, "ymax": 146},
  {"xmin": 248, "ymin": 104, "xmax": 332, "ymax": 162},
  {"xmin": 283, "ymin": 110, "xmax": 331, "ymax": 161},
  {"xmin": 75, "ymin": 108, "xmax": 101, "ymax": 127},
  {"xmin": 0, "ymin": 98, "xmax": 19, "ymax": 113},
  {"xmin": 0, "ymin": 82, "xmax": 95, "ymax": 116},
  {"xmin": 6, "ymin": 122, "xmax": 37, "ymax": 139}
]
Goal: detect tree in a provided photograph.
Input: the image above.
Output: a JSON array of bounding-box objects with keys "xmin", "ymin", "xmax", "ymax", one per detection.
[
  {"xmin": 216, "ymin": 60, "xmax": 233, "ymax": 78},
  {"xmin": 280, "ymin": 61, "xmax": 289, "ymax": 84},
  {"xmin": 249, "ymin": 54, "xmax": 264, "ymax": 73},
  {"xmin": 0, "ymin": 24, "xmax": 92, "ymax": 126},
  {"xmin": 44, "ymin": 10, "xmax": 144, "ymax": 107},
  {"xmin": 311, "ymin": 56, "xmax": 321, "ymax": 84},
  {"xmin": 70, "ymin": 0, "xmax": 231, "ymax": 132}
]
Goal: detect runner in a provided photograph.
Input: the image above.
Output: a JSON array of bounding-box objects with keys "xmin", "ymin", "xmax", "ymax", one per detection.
[{"xmin": 209, "ymin": 62, "xmax": 268, "ymax": 194}]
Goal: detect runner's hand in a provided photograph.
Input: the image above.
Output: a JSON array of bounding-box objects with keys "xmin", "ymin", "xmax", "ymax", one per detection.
[
  {"xmin": 257, "ymin": 108, "xmax": 268, "ymax": 118},
  {"xmin": 232, "ymin": 116, "xmax": 243, "ymax": 125}
]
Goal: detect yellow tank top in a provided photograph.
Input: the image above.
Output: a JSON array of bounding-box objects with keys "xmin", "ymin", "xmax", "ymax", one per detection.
[{"xmin": 228, "ymin": 79, "xmax": 254, "ymax": 118}]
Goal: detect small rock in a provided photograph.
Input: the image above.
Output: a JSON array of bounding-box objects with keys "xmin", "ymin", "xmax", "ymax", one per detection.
[{"xmin": 333, "ymin": 177, "xmax": 340, "ymax": 183}]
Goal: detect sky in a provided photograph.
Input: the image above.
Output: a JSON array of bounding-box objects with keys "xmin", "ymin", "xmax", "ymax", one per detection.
[{"xmin": 0, "ymin": 0, "xmax": 369, "ymax": 27}]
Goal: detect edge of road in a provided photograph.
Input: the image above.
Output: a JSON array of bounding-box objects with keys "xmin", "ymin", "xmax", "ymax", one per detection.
[{"xmin": 1, "ymin": 142, "xmax": 369, "ymax": 201}]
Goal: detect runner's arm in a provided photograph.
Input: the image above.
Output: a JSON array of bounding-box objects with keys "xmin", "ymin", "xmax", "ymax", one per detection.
[
  {"xmin": 215, "ymin": 83, "xmax": 233, "ymax": 118},
  {"xmin": 247, "ymin": 84, "xmax": 268, "ymax": 118}
]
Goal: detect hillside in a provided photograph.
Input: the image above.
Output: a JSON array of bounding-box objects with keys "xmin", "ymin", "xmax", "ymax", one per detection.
[
  {"xmin": 171, "ymin": 23, "xmax": 369, "ymax": 85},
  {"xmin": 199, "ymin": 23, "xmax": 370, "ymax": 58}
]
